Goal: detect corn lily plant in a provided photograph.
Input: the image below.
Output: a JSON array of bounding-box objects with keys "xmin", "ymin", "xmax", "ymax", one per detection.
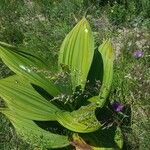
[{"xmin": 0, "ymin": 18, "xmax": 123, "ymax": 150}]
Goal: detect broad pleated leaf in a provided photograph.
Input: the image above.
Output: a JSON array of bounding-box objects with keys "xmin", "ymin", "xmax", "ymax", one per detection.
[
  {"xmin": 0, "ymin": 75, "xmax": 60, "ymax": 121},
  {"xmin": 56, "ymin": 104, "xmax": 100, "ymax": 133},
  {"xmin": 1, "ymin": 109, "xmax": 70, "ymax": 149},
  {"xmin": 98, "ymin": 40, "xmax": 114, "ymax": 104},
  {"xmin": 58, "ymin": 17, "xmax": 94, "ymax": 91},
  {"xmin": 89, "ymin": 40, "xmax": 114, "ymax": 106},
  {"xmin": 0, "ymin": 42, "xmax": 60, "ymax": 96}
]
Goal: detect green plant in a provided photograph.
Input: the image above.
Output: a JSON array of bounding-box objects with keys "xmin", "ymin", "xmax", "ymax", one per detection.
[
  {"xmin": 141, "ymin": 0, "xmax": 150, "ymax": 18},
  {"xmin": 0, "ymin": 18, "xmax": 123, "ymax": 150},
  {"xmin": 108, "ymin": 4, "xmax": 127, "ymax": 25}
]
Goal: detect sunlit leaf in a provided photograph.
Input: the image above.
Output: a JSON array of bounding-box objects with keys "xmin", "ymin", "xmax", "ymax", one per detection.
[
  {"xmin": 114, "ymin": 127, "xmax": 123, "ymax": 149},
  {"xmin": 89, "ymin": 40, "xmax": 114, "ymax": 106},
  {"xmin": 0, "ymin": 75, "xmax": 60, "ymax": 121},
  {"xmin": 58, "ymin": 17, "xmax": 94, "ymax": 91},
  {"xmin": 98, "ymin": 40, "xmax": 114, "ymax": 104},
  {"xmin": 56, "ymin": 104, "xmax": 100, "ymax": 133},
  {"xmin": 0, "ymin": 42, "xmax": 61, "ymax": 96},
  {"xmin": 1, "ymin": 109, "xmax": 70, "ymax": 149}
]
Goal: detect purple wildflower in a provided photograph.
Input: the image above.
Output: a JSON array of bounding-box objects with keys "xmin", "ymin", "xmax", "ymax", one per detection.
[
  {"xmin": 112, "ymin": 101, "xmax": 124, "ymax": 112},
  {"xmin": 133, "ymin": 50, "xmax": 144, "ymax": 58}
]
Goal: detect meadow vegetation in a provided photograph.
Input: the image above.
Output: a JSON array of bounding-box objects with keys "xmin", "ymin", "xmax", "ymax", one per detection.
[{"xmin": 0, "ymin": 0, "xmax": 149, "ymax": 149}]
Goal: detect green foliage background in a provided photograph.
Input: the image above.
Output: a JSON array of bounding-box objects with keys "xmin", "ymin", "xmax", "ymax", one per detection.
[{"xmin": 0, "ymin": 0, "xmax": 150, "ymax": 150}]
